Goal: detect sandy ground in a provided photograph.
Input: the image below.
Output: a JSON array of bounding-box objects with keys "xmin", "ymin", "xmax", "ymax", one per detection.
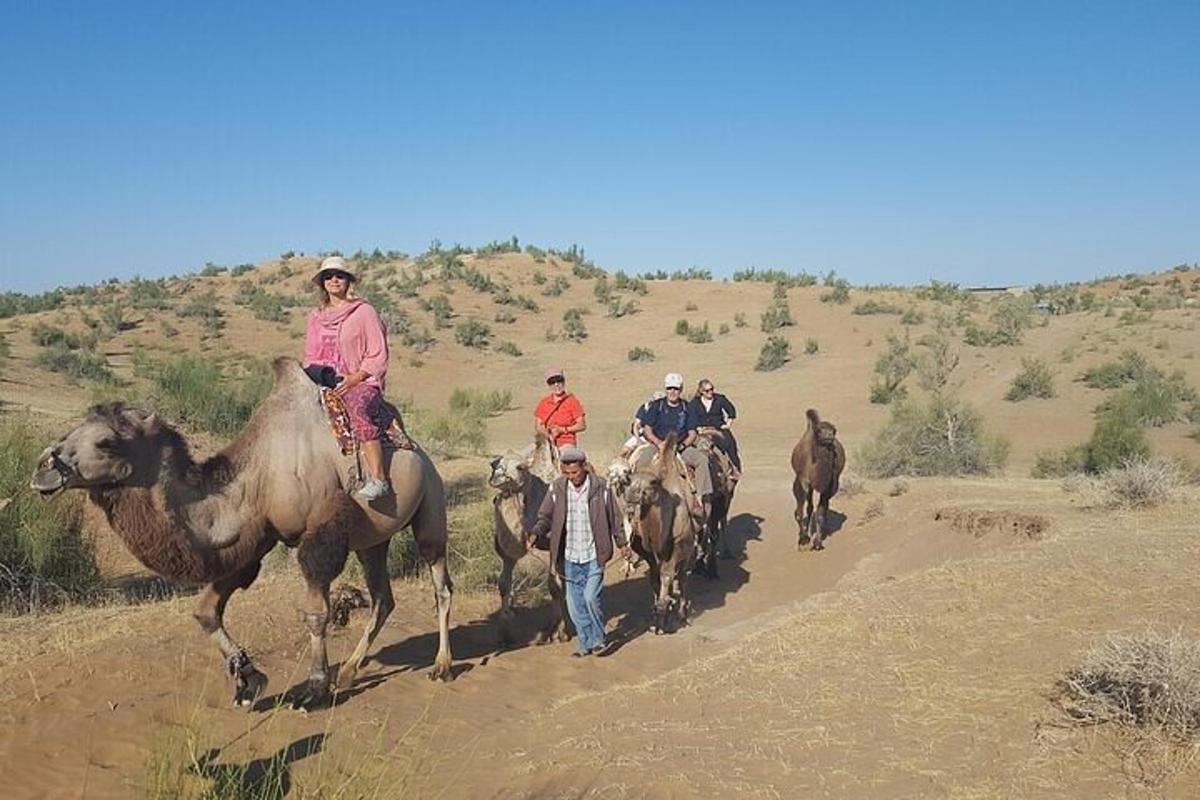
[{"xmin": 1, "ymin": 256, "xmax": 1199, "ymax": 797}]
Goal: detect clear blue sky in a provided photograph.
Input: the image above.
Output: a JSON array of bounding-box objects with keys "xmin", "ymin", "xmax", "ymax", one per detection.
[{"xmin": 2, "ymin": 1, "xmax": 1197, "ymax": 293}]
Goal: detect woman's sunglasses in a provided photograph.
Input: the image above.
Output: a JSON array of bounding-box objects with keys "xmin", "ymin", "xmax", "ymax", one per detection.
[{"xmin": 321, "ymin": 270, "xmax": 352, "ymax": 283}]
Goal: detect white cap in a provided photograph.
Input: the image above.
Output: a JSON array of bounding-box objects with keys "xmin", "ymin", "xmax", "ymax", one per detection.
[{"xmin": 664, "ymin": 372, "xmax": 684, "ymax": 389}]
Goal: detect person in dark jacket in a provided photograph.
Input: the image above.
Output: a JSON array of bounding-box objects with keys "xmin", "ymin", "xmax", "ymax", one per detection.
[
  {"xmin": 688, "ymin": 378, "xmax": 741, "ymax": 477},
  {"xmin": 637, "ymin": 372, "xmax": 714, "ymax": 518},
  {"xmin": 529, "ymin": 447, "xmax": 629, "ymax": 657}
]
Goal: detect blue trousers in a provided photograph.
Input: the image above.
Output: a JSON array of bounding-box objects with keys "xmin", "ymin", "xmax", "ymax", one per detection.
[{"xmin": 563, "ymin": 559, "xmax": 606, "ymax": 654}]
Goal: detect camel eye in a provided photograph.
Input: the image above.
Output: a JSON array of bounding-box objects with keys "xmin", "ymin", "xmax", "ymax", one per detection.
[{"xmin": 96, "ymin": 437, "xmax": 120, "ymax": 452}]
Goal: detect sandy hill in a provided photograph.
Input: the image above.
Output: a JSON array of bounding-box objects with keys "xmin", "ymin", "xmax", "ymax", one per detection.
[{"xmin": 1, "ymin": 249, "xmax": 1199, "ymax": 798}]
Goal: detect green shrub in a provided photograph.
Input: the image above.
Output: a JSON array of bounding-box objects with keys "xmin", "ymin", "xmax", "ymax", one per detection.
[
  {"xmin": 718, "ymin": 322, "xmax": 731, "ymax": 335},
  {"xmin": 870, "ymin": 333, "xmax": 915, "ymax": 405},
  {"xmin": 674, "ymin": 319, "xmax": 690, "ymax": 336},
  {"xmin": 0, "ymin": 289, "xmax": 66, "ymax": 318},
  {"xmin": 734, "ymin": 312, "xmax": 747, "ymax": 328},
  {"xmin": 686, "ymin": 322, "xmax": 713, "ymax": 344},
  {"xmin": 670, "ymin": 268, "xmax": 712, "ymax": 281},
  {"xmin": 860, "ymin": 394, "xmax": 1009, "ymax": 477},
  {"xmin": 178, "ymin": 292, "xmax": 225, "ymax": 337},
  {"xmin": 755, "ymin": 336, "xmax": 791, "ymax": 371},
  {"xmin": 34, "ymin": 345, "xmax": 115, "ymax": 383},
  {"xmin": 853, "ymin": 300, "xmax": 901, "ymax": 315},
  {"xmin": 31, "ymin": 322, "xmax": 87, "ymax": 350},
  {"xmin": 198, "ymin": 263, "xmax": 227, "ymax": 277},
  {"xmin": 494, "ymin": 309, "xmax": 516, "ymax": 324},
  {"xmin": 760, "ymin": 300, "xmax": 794, "ymax": 332},
  {"xmin": 1080, "ymin": 350, "xmax": 1152, "ymax": 389},
  {"xmin": 628, "ymin": 347, "xmax": 655, "ymax": 362},
  {"xmin": 496, "ymin": 341, "xmax": 522, "ymax": 357},
  {"xmin": 732, "ymin": 268, "xmax": 816, "ymax": 288},
  {"xmin": 1096, "ymin": 371, "xmax": 1197, "ymax": 427},
  {"xmin": 0, "ymin": 415, "xmax": 100, "ymax": 611},
  {"xmin": 401, "ymin": 327, "xmax": 436, "ymax": 353},
  {"xmin": 606, "ymin": 298, "xmax": 639, "ymax": 318},
  {"xmin": 449, "ymin": 387, "xmax": 511, "ymax": 417},
  {"xmin": 1083, "ymin": 408, "xmax": 1151, "ymax": 472},
  {"xmin": 230, "ymin": 263, "xmax": 255, "ymax": 277},
  {"xmin": 134, "ymin": 353, "xmax": 272, "ymax": 437},
  {"xmin": 420, "ymin": 294, "xmax": 454, "ymax": 328},
  {"xmin": 593, "ymin": 275, "xmax": 612, "ymax": 305},
  {"xmin": 235, "ymin": 285, "xmax": 297, "ymax": 323},
  {"xmin": 900, "ymin": 307, "xmax": 925, "ymax": 325},
  {"xmin": 128, "ymin": 278, "xmax": 172, "ymax": 310},
  {"xmin": 542, "ymin": 275, "xmax": 570, "ymax": 297},
  {"xmin": 916, "ymin": 280, "xmax": 971, "ymax": 305},
  {"xmin": 804, "ymin": 337, "xmax": 819, "ymax": 354},
  {"xmin": 562, "ymin": 308, "xmax": 588, "ymax": 342},
  {"xmin": 454, "ymin": 319, "xmax": 492, "ymax": 349},
  {"xmin": 1006, "ymin": 357, "xmax": 1056, "ymax": 401},
  {"xmin": 820, "ymin": 274, "xmax": 851, "ymax": 304}
]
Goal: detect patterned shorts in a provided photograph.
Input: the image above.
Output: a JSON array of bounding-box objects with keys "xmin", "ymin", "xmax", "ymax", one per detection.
[{"xmin": 341, "ymin": 384, "xmax": 392, "ymax": 442}]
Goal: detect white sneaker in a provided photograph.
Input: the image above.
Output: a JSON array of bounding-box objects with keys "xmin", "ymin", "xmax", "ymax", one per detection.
[{"xmin": 356, "ymin": 479, "xmax": 391, "ymax": 501}]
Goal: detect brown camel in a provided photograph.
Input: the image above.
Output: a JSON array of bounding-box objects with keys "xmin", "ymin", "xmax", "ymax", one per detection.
[
  {"xmin": 790, "ymin": 408, "xmax": 846, "ymax": 551},
  {"xmin": 694, "ymin": 429, "xmax": 737, "ymax": 578},
  {"xmin": 622, "ymin": 434, "xmax": 697, "ymax": 634},
  {"xmin": 30, "ymin": 357, "xmax": 453, "ymax": 710},
  {"xmin": 488, "ymin": 435, "xmax": 570, "ymax": 646}
]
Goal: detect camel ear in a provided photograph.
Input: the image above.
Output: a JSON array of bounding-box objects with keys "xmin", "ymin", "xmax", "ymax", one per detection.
[{"xmin": 140, "ymin": 412, "xmax": 160, "ymax": 433}]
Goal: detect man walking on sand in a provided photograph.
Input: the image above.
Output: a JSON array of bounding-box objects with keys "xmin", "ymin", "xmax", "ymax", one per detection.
[{"xmin": 529, "ymin": 447, "xmax": 630, "ymax": 657}]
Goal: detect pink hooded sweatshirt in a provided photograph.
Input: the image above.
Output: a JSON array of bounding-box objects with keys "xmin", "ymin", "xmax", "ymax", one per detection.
[{"xmin": 303, "ymin": 299, "xmax": 390, "ymax": 390}]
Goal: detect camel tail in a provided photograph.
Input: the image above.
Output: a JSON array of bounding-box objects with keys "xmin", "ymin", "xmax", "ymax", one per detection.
[{"xmin": 805, "ymin": 408, "xmax": 821, "ymax": 431}]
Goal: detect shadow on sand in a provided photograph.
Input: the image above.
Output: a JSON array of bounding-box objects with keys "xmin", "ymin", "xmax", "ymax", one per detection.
[{"xmin": 192, "ymin": 732, "xmax": 326, "ymax": 797}]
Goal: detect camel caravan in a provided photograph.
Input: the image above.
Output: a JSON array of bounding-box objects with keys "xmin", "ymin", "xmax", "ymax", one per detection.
[
  {"xmin": 29, "ymin": 355, "xmax": 845, "ymax": 707},
  {"xmin": 27, "ymin": 257, "xmax": 846, "ymax": 706}
]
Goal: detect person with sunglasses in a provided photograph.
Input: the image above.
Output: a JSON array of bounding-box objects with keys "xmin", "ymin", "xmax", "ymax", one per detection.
[
  {"xmin": 303, "ymin": 256, "xmax": 399, "ymax": 500},
  {"xmin": 688, "ymin": 378, "xmax": 741, "ymax": 480},
  {"xmin": 637, "ymin": 372, "xmax": 714, "ymax": 521},
  {"xmin": 534, "ymin": 367, "xmax": 587, "ymax": 448}
]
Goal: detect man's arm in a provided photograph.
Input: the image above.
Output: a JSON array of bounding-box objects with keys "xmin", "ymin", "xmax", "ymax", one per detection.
[
  {"xmin": 605, "ymin": 487, "xmax": 630, "ymax": 554},
  {"xmin": 528, "ymin": 482, "xmax": 556, "ymax": 547},
  {"xmin": 640, "ymin": 403, "xmax": 664, "ymax": 448}
]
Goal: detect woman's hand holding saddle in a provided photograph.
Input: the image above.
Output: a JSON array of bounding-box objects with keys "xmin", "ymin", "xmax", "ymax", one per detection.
[{"xmin": 334, "ymin": 370, "xmax": 367, "ymax": 397}]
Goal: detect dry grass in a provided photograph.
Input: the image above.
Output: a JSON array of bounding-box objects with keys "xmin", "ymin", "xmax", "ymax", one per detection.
[
  {"xmin": 1056, "ymin": 630, "xmax": 1200, "ymax": 741},
  {"xmin": 1062, "ymin": 457, "xmax": 1185, "ymax": 509}
]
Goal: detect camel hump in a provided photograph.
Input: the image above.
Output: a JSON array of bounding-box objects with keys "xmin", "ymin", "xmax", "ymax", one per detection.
[
  {"xmin": 271, "ymin": 356, "xmax": 309, "ymax": 387},
  {"xmin": 806, "ymin": 408, "xmax": 821, "ymax": 430}
]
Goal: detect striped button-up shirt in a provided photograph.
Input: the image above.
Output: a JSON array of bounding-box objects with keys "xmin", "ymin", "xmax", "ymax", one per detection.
[{"xmin": 563, "ymin": 476, "xmax": 597, "ymax": 564}]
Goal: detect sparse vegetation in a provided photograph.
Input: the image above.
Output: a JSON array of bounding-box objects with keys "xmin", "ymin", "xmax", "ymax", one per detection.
[
  {"xmin": 1005, "ymin": 357, "xmax": 1056, "ymax": 401},
  {"xmin": 496, "ymin": 341, "xmax": 522, "ymax": 357},
  {"xmin": 1061, "ymin": 457, "xmax": 1184, "ymax": 509},
  {"xmin": 819, "ymin": 273, "xmax": 851, "ymax": 304},
  {"xmin": 860, "ymin": 394, "xmax": 1009, "ymax": 477},
  {"xmin": 853, "ymin": 299, "xmax": 900, "ymax": 315},
  {"xmin": 870, "ymin": 333, "xmax": 916, "ymax": 405},
  {"xmin": 755, "ymin": 336, "xmax": 791, "ymax": 372},
  {"xmin": 1080, "ymin": 349, "xmax": 1153, "ymax": 389},
  {"xmin": 628, "ymin": 347, "xmax": 655, "ymax": 362},
  {"xmin": 686, "ymin": 322, "xmax": 713, "ymax": 344},
  {"xmin": 0, "ymin": 414, "xmax": 100, "ymax": 612},
  {"xmin": 454, "ymin": 319, "xmax": 492, "ymax": 349},
  {"xmin": 732, "ymin": 268, "xmax": 817, "ymax": 288},
  {"xmin": 734, "ymin": 312, "xmax": 747, "ymax": 328},
  {"xmin": 133, "ymin": 353, "xmax": 272, "ymax": 437},
  {"xmin": 542, "ymin": 275, "xmax": 570, "ymax": 297},
  {"xmin": 562, "ymin": 308, "xmax": 588, "ymax": 342},
  {"xmin": 804, "ymin": 337, "xmax": 819, "ymax": 355},
  {"xmin": 34, "ymin": 345, "xmax": 114, "ymax": 383},
  {"xmin": 420, "ymin": 294, "xmax": 454, "ymax": 328}
]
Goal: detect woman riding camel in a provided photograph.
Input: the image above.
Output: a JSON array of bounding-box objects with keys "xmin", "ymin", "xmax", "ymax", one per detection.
[{"xmin": 303, "ymin": 256, "xmax": 408, "ymax": 501}]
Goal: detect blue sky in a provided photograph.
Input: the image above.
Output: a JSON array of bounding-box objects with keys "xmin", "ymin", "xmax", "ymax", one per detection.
[{"xmin": 1, "ymin": 1, "xmax": 1197, "ymax": 293}]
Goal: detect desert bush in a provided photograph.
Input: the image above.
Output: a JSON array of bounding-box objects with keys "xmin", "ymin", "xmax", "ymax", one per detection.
[
  {"xmin": 562, "ymin": 308, "xmax": 588, "ymax": 342},
  {"xmin": 674, "ymin": 319, "xmax": 690, "ymax": 336},
  {"xmin": 198, "ymin": 263, "xmax": 227, "ymax": 277},
  {"xmin": 0, "ymin": 414, "xmax": 101, "ymax": 612},
  {"xmin": 526, "ymin": 245, "xmax": 548, "ymax": 263},
  {"xmin": 606, "ymin": 298, "xmax": 639, "ymax": 318},
  {"xmin": 628, "ymin": 347, "xmax": 655, "ymax": 362},
  {"xmin": 804, "ymin": 337, "xmax": 819, "ymax": 354},
  {"xmin": 420, "ymin": 294, "xmax": 454, "ymax": 328},
  {"xmin": 541, "ymin": 275, "xmax": 570, "ymax": 297},
  {"xmin": 449, "ymin": 387, "xmax": 511, "ymax": 418},
  {"xmin": 593, "ymin": 275, "xmax": 612, "ymax": 305},
  {"xmin": 916, "ymin": 280, "xmax": 972, "ymax": 305},
  {"xmin": 916, "ymin": 330, "xmax": 961, "ymax": 393},
  {"xmin": 1062, "ymin": 457, "xmax": 1184, "ymax": 509},
  {"xmin": 718, "ymin": 322, "xmax": 730, "ymax": 335},
  {"xmin": 732, "ymin": 268, "xmax": 817, "ymax": 288},
  {"xmin": 495, "ymin": 341, "xmax": 522, "ymax": 357},
  {"xmin": 178, "ymin": 292, "xmax": 225, "ymax": 337},
  {"xmin": 1056, "ymin": 630, "xmax": 1200, "ymax": 742},
  {"xmin": 30, "ymin": 322, "xmax": 88, "ymax": 350},
  {"xmin": 401, "ymin": 327, "xmax": 436, "ymax": 353},
  {"xmin": 34, "ymin": 346, "xmax": 114, "ymax": 383},
  {"xmin": 686, "ymin": 322, "xmax": 713, "ymax": 344},
  {"xmin": 860, "ymin": 394, "xmax": 1009, "ymax": 477},
  {"xmin": 0, "ymin": 289, "xmax": 67, "ymax": 318},
  {"xmin": 1096, "ymin": 370, "xmax": 1198, "ymax": 427},
  {"xmin": 900, "ymin": 307, "xmax": 925, "ymax": 325},
  {"xmin": 760, "ymin": 299, "xmax": 794, "ymax": 332},
  {"xmin": 454, "ymin": 319, "xmax": 491, "ymax": 349},
  {"xmin": 476, "ymin": 236, "xmax": 521, "ymax": 257},
  {"xmin": 230, "ymin": 263, "xmax": 255, "ymax": 277},
  {"xmin": 1079, "ymin": 349, "xmax": 1151, "ymax": 389},
  {"xmin": 734, "ymin": 312, "xmax": 747, "ymax": 328},
  {"xmin": 1005, "ymin": 357, "xmax": 1056, "ymax": 401},
  {"xmin": 671, "ymin": 268, "xmax": 712, "ymax": 281},
  {"xmin": 494, "ymin": 309, "xmax": 516, "ymax": 324},
  {"xmin": 235, "ymin": 285, "xmax": 298, "ymax": 323},
  {"xmin": 1083, "ymin": 407, "xmax": 1152, "ymax": 473},
  {"xmin": 128, "ymin": 278, "xmax": 172, "ymax": 310},
  {"xmin": 870, "ymin": 333, "xmax": 916, "ymax": 405},
  {"xmin": 531, "ymin": 270, "xmax": 546, "ymax": 285},
  {"xmin": 755, "ymin": 336, "xmax": 791, "ymax": 372},
  {"xmin": 134, "ymin": 353, "xmax": 272, "ymax": 437},
  {"xmin": 853, "ymin": 299, "xmax": 901, "ymax": 315},
  {"xmin": 820, "ymin": 272, "xmax": 851, "ymax": 304},
  {"xmin": 101, "ymin": 301, "xmax": 129, "ymax": 334},
  {"xmin": 613, "ymin": 271, "xmax": 648, "ymax": 294}
]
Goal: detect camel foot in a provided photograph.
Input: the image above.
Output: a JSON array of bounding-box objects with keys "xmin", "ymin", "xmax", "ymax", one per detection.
[
  {"xmin": 286, "ymin": 677, "xmax": 332, "ymax": 712},
  {"xmin": 233, "ymin": 668, "xmax": 268, "ymax": 708},
  {"xmin": 334, "ymin": 663, "xmax": 360, "ymax": 693},
  {"xmin": 428, "ymin": 654, "xmax": 453, "ymax": 682}
]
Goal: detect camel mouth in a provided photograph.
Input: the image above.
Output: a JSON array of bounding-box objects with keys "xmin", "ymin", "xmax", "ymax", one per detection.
[{"xmin": 30, "ymin": 468, "xmax": 67, "ymax": 497}]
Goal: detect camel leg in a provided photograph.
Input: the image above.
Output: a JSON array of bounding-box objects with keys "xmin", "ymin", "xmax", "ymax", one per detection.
[
  {"xmin": 411, "ymin": 492, "xmax": 454, "ymax": 681},
  {"xmin": 813, "ymin": 494, "xmax": 830, "ymax": 551},
  {"xmin": 647, "ymin": 558, "xmax": 666, "ymax": 635},
  {"xmin": 496, "ymin": 552, "xmax": 517, "ymax": 647},
  {"xmin": 792, "ymin": 478, "xmax": 806, "ymax": 549},
  {"xmin": 536, "ymin": 571, "xmax": 572, "ymax": 644},
  {"xmin": 337, "ymin": 540, "xmax": 395, "ymax": 691},
  {"xmin": 290, "ymin": 525, "xmax": 349, "ymax": 710},
  {"xmin": 194, "ymin": 559, "xmax": 269, "ymax": 708}
]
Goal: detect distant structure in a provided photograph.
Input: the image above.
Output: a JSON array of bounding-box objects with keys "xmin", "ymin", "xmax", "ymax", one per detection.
[{"xmin": 966, "ymin": 285, "xmax": 1026, "ymax": 298}]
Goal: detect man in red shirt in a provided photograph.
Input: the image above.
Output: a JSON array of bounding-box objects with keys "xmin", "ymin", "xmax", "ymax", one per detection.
[{"xmin": 534, "ymin": 367, "xmax": 587, "ymax": 447}]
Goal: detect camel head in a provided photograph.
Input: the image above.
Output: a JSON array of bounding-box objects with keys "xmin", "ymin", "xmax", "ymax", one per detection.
[
  {"xmin": 488, "ymin": 452, "xmax": 531, "ymax": 495},
  {"xmin": 622, "ymin": 468, "xmax": 664, "ymax": 516},
  {"xmin": 607, "ymin": 458, "xmax": 632, "ymax": 494},
  {"xmin": 816, "ymin": 420, "xmax": 838, "ymax": 447},
  {"xmin": 31, "ymin": 403, "xmax": 163, "ymax": 497}
]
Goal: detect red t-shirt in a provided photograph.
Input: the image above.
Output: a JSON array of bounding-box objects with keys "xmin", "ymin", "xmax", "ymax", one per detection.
[{"xmin": 534, "ymin": 393, "xmax": 585, "ymax": 447}]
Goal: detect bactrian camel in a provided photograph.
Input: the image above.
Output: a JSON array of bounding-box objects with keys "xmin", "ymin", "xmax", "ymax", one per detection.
[{"xmin": 30, "ymin": 357, "xmax": 453, "ymax": 710}]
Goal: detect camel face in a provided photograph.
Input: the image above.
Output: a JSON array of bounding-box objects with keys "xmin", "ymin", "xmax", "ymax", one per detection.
[
  {"xmin": 607, "ymin": 459, "xmax": 632, "ymax": 494},
  {"xmin": 488, "ymin": 454, "xmax": 529, "ymax": 494},
  {"xmin": 623, "ymin": 471, "xmax": 662, "ymax": 513},
  {"xmin": 31, "ymin": 405, "xmax": 154, "ymax": 496},
  {"xmin": 816, "ymin": 421, "xmax": 838, "ymax": 447}
]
